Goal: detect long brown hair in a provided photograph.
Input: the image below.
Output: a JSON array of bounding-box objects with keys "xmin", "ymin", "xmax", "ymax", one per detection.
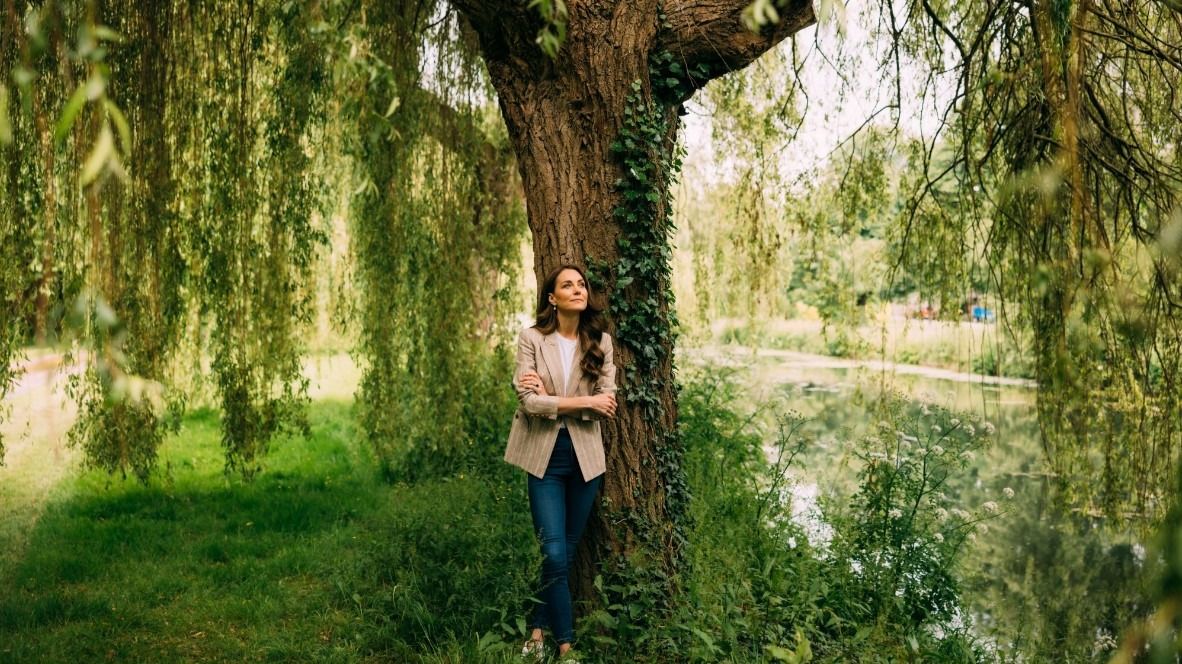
[{"xmin": 533, "ymin": 264, "xmax": 607, "ymax": 379}]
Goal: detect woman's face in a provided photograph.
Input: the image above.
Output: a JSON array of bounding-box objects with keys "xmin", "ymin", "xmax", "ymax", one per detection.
[{"xmin": 548, "ymin": 268, "xmax": 588, "ymax": 314}]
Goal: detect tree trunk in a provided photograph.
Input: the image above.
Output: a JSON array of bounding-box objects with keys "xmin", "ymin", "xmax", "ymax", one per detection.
[{"xmin": 453, "ymin": 0, "xmax": 815, "ymax": 608}]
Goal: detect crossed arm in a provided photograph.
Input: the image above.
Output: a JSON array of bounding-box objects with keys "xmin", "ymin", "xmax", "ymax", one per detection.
[{"xmin": 514, "ymin": 330, "xmax": 617, "ymax": 419}]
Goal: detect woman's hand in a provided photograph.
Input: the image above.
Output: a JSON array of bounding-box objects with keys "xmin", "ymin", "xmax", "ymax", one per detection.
[
  {"xmin": 586, "ymin": 393, "xmax": 617, "ymax": 418},
  {"xmin": 519, "ymin": 371, "xmax": 549, "ymax": 396}
]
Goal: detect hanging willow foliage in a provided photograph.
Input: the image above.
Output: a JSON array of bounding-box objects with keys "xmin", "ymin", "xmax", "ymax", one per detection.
[
  {"xmin": 177, "ymin": 1, "xmax": 330, "ymax": 477},
  {"xmin": 1, "ymin": 0, "xmax": 523, "ymax": 479},
  {"xmin": 884, "ymin": 0, "xmax": 1182, "ymax": 517},
  {"xmin": 65, "ymin": 0, "xmax": 188, "ymax": 480},
  {"xmin": 691, "ymin": 47, "xmax": 802, "ymax": 323},
  {"xmin": 2, "ymin": 0, "xmax": 95, "ymax": 465},
  {"xmin": 340, "ymin": 0, "xmax": 523, "ymax": 480},
  {"xmin": 1, "ymin": 0, "xmax": 334, "ymax": 478}
]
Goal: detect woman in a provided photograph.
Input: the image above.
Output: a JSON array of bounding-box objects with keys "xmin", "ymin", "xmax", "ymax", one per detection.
[{"xmin": 504, "ymin": 264, "xmax": 618, "ymax": 661}]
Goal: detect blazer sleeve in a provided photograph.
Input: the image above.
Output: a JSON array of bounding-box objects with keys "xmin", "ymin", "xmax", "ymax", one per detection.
[
  {"xmin": 593, "ymin": 333, "xmax": 617, "ymax": 396},
  {"xmin": 515, "ymin": 328, "xmax": 559, "ymax": 419}
]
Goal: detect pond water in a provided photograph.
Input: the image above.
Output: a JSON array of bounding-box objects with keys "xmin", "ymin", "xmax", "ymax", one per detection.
[{"xmin": 687, "ymin": 347, "xmax": 1154, "ymax": 661}]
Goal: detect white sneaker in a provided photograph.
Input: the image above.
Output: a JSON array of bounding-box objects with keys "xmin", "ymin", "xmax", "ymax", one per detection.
[{"xmin": 521, "ymin": 639, "xmax": 545, "ymax": 661}]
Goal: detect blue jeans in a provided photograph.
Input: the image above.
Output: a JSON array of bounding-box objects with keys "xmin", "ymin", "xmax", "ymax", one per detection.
[{"xmin": 527, "ymin": 428, "xmax": 603, "ymax": 644}]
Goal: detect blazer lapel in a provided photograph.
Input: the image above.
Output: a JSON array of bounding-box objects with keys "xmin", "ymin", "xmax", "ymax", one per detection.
[{"xmin": 538, "ymin": 333, "xmax": 564, "ymax": 396}]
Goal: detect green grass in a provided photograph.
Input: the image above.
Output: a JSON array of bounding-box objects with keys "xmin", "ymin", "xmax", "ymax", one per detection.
[{"xmin": 0, "ymin": 400, "xmax": 536, "ymax": 663}]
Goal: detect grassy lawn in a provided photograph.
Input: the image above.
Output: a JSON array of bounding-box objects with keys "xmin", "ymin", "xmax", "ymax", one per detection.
[
  {"xmin": 0, "ymin": 399, "xmax": 536, "ymax": 663},
  {"xmin": 1, "ymin": 401, "xmax": 373, "ymax": 661}
]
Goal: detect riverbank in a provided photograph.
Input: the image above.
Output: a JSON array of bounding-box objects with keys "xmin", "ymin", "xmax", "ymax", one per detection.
[{"xmin": 704, "ymin": 317, "xmax": 1035, "ymax": 381}]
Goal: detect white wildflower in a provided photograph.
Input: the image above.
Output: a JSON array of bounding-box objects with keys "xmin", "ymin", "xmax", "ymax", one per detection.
[
  {"xmin": 931, "ymin": 445, "xmax": 945, "ymax": 456},
  {"xmin": 888, "ymin": 508, "xmax": 903, "ymax": 519},
  {"xmin": 1002, "ymin": 487, "xmax": 1015, "ymax": 499},
  {"xmin": 934, "ymin": 507, "xmax": 949, "ymax": 521},
  {"xmin": 965, "ymin": 424, "xmax": 976, "ymax": 437},
  {"xmin": 788, "ymin": 536, "xmax": 797, "ymax": 549},
  {"xmin": 960, "ymin": 450, "xmax": 975, "ymax": 462},
  {"xmin": 931, "ymin": 424, "xmax": 942, "ymax": 433},
  {"xmin": 1093, "ymin": 629, "xmax": 1118, "ymax": 654},
  {"xmin": 933, "ymin": 532, "xmax": 944, "ymax": 543},
  {"xmin": 951, "ymin": 508, "xmax": 970, "ymax": 520},
  {"xmin": 982, "ymin": 501, "xmax": 999, "ymax": 514},
  {"xmin": 982, "ymin": 421, "xmax": 996, "ymax": 435},
  {"xmin": 950, "ymin": 418, "xmax": 961, "ymax": 426},
  {"xmin": 977, "ymin": 523, "xmax": 989, "ymax": 534}
]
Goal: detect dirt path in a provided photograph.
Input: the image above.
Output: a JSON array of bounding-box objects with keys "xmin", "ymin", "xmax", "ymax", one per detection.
[{"xmin": 0, "ymin": 355, "xmax": 82, "ymax": 570}]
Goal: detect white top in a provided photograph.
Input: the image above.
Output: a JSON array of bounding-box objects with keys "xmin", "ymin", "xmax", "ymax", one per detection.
[
  {"xmin": 556, "ymin": 334, "xmax": 577, "ymax": 430},
  {"xmin": 555, "ymin": 334, "xmax": 578, "ymax": 394}
]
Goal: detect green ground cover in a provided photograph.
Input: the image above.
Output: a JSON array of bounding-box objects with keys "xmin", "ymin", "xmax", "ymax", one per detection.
[
  {"xmin": 2, "ymin": 370, "xmax": 1090, "ymax": 663},
  {"xmin": 0, "ymin": 401, "xmax": 537, "ymax": 663}
]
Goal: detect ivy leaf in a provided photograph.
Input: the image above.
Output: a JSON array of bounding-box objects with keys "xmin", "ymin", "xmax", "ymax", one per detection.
[{"xmin": 742, "ymin": 0, "xmax": 780, "ymax": 32}]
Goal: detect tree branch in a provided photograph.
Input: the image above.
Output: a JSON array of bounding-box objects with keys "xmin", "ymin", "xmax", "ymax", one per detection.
[
  {"xmin": 449, "ymin": 0, "xmax": 539, "ymax": 67},
  {"xmin": 657, "ymin": 0, "xmax": 815, "ymax": 86}
]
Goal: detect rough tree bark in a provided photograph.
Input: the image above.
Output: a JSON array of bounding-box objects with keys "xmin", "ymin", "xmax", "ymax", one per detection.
[{"xmin": 451, "ymin": 0, "xmax": 816, "ymax": 601}]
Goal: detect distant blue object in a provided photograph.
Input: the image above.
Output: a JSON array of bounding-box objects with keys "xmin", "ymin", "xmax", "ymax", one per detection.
[{"xmin": 972, "ymin": 306, "xmax": 995, "ymax": 323}]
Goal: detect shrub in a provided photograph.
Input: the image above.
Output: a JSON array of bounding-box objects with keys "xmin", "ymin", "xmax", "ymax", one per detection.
[{"xmin": 817, "ymin": 398, "xmax": 991, "ymax": 661}]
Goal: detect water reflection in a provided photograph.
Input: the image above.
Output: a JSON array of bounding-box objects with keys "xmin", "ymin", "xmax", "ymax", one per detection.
[{"xmin": 692, "ymin": 351, "xmax": 1152, "ymax": 660}]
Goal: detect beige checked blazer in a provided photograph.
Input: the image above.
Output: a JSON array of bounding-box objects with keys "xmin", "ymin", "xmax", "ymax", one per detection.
[{"xmin": 503, "ymin": 326, "xmax": 617, "ymax": 481}]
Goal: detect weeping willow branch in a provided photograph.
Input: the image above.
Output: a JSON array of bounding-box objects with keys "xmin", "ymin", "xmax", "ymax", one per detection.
[{"xmin": 890, "ymin": 0, "xmax": 1182, "ymax": 517}]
